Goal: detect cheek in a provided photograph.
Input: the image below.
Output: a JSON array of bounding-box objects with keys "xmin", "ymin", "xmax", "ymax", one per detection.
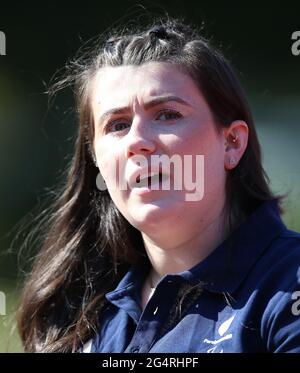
[
  {"xmin": 95, "ymin": 141, "xmax": 126, "ymax": 194},
  {"xmin": 174, "ymin": 123, "xmax": 214, "ymax": 155},
  {"xmin": 98, "ymin": 158, "xmax": 116, "ymax": 187},
  {"xmin": 94, "ymin": 141, "xmax": 115, "ymax": 181},
  {"xmin": 191, "ymin": 130, "xmax": 226, "ymax": 190},
  {"xmin": 203, "ymin": 148, "xmax": 226, "ymax": 196}
]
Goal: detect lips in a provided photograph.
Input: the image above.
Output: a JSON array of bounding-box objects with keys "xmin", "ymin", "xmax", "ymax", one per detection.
[
  {"xmin": 127, "ymin": 167, "xmax": 169, "ymax": 190},
  {"xmin": 133, "ymin": 171, "xmax": 162, "ymax": 188}
]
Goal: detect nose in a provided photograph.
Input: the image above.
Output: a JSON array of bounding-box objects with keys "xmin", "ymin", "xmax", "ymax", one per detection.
[{"xmin": 124, "ymin": 116, "xmax": 156, "ymax": 158}]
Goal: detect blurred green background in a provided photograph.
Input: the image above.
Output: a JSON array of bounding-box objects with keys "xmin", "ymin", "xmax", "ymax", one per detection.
[{"xmin": 0, "ymin": 1, "xmax": 300, "ymax": 352}]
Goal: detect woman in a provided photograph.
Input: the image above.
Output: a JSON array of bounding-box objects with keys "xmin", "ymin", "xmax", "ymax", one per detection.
[{"xmin": 18, "ymin": 18, "xmax": 300, "ymax": 353}]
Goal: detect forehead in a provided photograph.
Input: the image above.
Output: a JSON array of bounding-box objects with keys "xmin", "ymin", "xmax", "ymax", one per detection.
[{"xmin": 91, "ymin": 62, "xmax": 204, "ymax": 110}]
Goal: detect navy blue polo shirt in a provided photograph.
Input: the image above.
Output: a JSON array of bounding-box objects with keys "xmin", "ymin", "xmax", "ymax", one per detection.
[{"xmin": 87, "ymin": 200, "xmax": 300, "ymax": 353}]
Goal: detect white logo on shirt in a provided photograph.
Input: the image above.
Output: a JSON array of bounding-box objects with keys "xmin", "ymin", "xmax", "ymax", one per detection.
[
  {"xmin": 203, "ymin": 314, "xmax": 235, "ymax": 353},
  {"xmin": 82, "ymin": 339, "xmax": 93, "ymax": 353}
]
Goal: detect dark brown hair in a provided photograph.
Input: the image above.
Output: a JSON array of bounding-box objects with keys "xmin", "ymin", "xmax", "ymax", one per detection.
[{"xmin": 17, "ymin": 17, "xmax": 280, "ymax": 352}]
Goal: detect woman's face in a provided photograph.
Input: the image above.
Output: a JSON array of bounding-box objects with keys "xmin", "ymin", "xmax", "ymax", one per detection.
[{"xmin": 91, "ymin": 62, "xmax": 228, "ymax": 236}]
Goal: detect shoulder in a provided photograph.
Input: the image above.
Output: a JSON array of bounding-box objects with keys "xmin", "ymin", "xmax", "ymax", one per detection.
[
  {"xmin": 236, "ymin": 227, "xmax": 300, "ymax": 352},
  {"xmin": 237, "ymin": 225, "xmax": 300, "ymax": 293},
  {"xmin": 254, "ymin": 228, "xmax": 300, "ymax": 351},
  {"xmin": 267, "ymin": 228, "xmax": 300, "ymax": 274}
]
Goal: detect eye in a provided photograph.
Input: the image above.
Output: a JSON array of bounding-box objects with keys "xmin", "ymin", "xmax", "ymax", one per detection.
[
  {"xmin": 105, "ymin": 120, "xmax": 130, "ymax": 134},
  {"xmin": 156, "ymin": 109, "xmax": 182, "ymax": 121}
]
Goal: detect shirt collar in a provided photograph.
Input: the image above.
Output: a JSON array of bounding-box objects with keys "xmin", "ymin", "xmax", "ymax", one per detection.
[
  {"xmin": 105, "ymin": 258, "xmax": 149, "ymax": 317},
  {"xmin": 107, "ymin": 199, "xmax": 286, "ymax": 299}
]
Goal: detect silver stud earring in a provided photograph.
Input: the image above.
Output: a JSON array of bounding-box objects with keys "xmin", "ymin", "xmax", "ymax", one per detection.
[{"xmin": 229, "ymin": 157, "xmax": 236, "ymax": 165}]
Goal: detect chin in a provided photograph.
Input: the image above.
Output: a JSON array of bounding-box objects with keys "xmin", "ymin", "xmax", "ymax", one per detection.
[{"xmin": 128, "ymin": 202, "xmax": 179, "ymax": 231}]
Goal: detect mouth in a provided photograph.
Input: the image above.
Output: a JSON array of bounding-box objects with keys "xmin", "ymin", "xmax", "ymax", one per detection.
[{"xmin": 131, "ymin": 171, "xmax": 168, "ymax": 189}]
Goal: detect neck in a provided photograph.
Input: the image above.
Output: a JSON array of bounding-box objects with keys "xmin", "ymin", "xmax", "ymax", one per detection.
[
  {"xmin": 142, "ymin": 204, "xmax": 227, "ymax": 279},
  {"xmin": 148, "ymin": 268, "xmax": 161, "ymax": 289}
]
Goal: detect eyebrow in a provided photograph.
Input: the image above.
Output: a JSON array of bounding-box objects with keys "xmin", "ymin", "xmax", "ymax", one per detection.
[{"xmin": 98, "ymin": 95, "xmax": 192, "ymax": 125}]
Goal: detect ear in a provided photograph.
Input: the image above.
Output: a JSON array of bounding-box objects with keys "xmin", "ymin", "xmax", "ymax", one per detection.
[{"xmin": 223, "ymin": 120, "xmax": 249, "ymax": 170}]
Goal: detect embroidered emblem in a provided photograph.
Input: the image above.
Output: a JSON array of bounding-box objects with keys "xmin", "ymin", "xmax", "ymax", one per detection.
[{"xmin": 203, "ymin": 314, "xmax": 235, "ymax": 353}]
